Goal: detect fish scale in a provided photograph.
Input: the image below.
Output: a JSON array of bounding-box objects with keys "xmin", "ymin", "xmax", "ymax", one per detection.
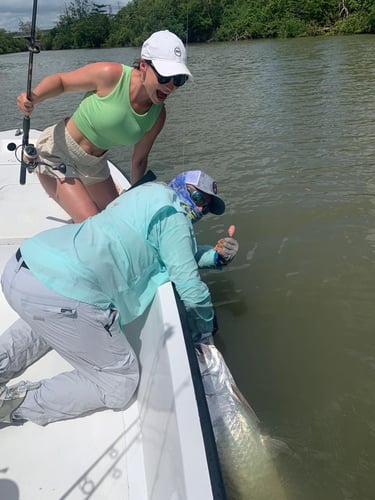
[{"xmin": 197, "ymin": 343, "xmax": 289, "ymax": 500}]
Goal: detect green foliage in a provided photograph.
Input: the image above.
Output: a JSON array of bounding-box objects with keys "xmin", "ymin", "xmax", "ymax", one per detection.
[
  {"xmin": 368, "ymin": 4, "xmax": 375, "ymax": 32},
  {"xmin": 71, "ymin": 13, "xmax": 110, "ymax": 48},
  {"xmin": 1, "ymin": 0, "xmax": 374, "ymax": 54},
  {"xmin": 275, "ymin": 17, "xmax": 307, "ymax": 38},
  {"xmin": 216, "ymin": 0, "xmax": 375, "ymax": 40},
  {"xmin": 334, "ymin": 12, "xmax": 371, "ymax": 33},
  {"xmin": 0, "ymin": 29, "xmax": 31, "ymax": 54},
  {"xmin": 40, "ymin": 1, "xmax": 111, "ymax": 49}
]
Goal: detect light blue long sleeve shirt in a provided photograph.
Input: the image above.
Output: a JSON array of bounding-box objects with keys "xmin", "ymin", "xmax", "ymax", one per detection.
[{"xmin": 20, "ymin": 182, "xmax": 215, "ymax": 336}]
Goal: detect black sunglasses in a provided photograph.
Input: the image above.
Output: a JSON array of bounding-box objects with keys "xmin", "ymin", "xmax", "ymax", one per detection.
[
  {"xmin": 187, "ymin": 186, "xmax": 210, "ymax": 214},
  {"xmin": 145, "ymin": 60, "xmax": 189, "ymax": 88}
]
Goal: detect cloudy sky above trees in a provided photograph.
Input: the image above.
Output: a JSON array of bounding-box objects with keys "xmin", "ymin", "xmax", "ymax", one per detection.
[{"xmin": 0, "ymin": 0, "xmax": 126, "ymax": 32}]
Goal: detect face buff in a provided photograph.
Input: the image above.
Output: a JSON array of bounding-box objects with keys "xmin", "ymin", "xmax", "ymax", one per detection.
[{"xmin": 168, "ymin": 174, "xmax": 204, "ymax": 223}]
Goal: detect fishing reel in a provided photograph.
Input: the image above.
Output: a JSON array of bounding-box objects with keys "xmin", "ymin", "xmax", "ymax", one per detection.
[
  {"xmin": 7, "ymin": 140, "xmax": 38, "ymax": 173},
  {"xmin": 7, "ymin": 140, "xmax": 67, "ymax": 175}
]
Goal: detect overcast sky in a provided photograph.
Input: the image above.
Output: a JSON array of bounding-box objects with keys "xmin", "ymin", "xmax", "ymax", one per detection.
[{"xmin": 0, "ymin": 1, "xmax": 127, "ymax": 32}]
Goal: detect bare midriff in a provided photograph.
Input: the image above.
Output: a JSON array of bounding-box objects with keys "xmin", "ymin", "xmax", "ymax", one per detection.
[{"xmin": 65, "ymin": 117, "xmax": 108, "ymax": 157}]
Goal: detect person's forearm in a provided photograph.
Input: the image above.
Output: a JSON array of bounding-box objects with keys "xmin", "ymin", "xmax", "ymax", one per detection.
[
  {"xmin": 31, "ymin": 74, "xmax": 66, "ymax": 104},
  {"xmin": 131, "ymin": 158, "xmax": 148, "ymax": 184}
]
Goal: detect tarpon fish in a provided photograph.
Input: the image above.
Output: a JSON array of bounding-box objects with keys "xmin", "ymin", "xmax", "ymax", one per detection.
[{"xmin": 196, "ymin": 343, "xmax": 288, "ymax": 500}]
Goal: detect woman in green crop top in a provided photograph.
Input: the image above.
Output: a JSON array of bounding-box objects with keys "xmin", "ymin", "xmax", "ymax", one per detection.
[{"xmin": 16, "ymin": 30, "xmax": 192, "ymax": 223}]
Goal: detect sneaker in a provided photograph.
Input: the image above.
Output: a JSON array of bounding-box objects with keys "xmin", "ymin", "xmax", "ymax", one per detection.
[{"xmin": 0, "ymin": 381, "xmax": 28, "ymax": 424}]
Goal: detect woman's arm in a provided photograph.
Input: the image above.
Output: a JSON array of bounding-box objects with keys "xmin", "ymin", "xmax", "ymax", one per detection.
[
  {"xmin": 17, "ymin": 62, "xmax": 123, "ymax": 115},
  {"xmin": 130, "ymin": 106, "xmax": 166, "ymax": 184}
]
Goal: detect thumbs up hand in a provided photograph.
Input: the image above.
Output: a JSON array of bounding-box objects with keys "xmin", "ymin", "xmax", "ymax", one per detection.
[{"xmin": 214, "ymin": 225, "xmax": 239, "ymax": 265}]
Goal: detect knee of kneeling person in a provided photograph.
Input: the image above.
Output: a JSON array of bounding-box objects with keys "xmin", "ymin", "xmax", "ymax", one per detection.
[{"xmin": 103, "ymin": 372, "xmax": 140, "ymax": 410}]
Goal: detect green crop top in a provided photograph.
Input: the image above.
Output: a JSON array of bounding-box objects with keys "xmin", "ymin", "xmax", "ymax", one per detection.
[{"xmin": 72, "ymin": 65, "xmax": 163, "ymax": 150}]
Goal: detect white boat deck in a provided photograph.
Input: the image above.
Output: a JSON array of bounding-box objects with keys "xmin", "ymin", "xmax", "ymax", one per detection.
[{"xmin": 0, "ymin": 130, "xmax": 224, "ymax": 500}]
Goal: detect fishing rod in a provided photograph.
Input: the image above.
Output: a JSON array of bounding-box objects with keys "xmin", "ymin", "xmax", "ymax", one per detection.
[{"xmin": 20, "ymin": 0, "xmax": 40, "ymax": 185}]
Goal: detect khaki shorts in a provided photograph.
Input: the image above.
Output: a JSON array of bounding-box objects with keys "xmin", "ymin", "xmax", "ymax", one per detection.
[{"xmin": 35, "ymin": 119, "xmax": 110, "ymax": 186}]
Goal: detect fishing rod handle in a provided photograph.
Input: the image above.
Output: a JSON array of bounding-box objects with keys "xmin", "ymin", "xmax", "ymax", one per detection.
[
  {"xmin": 20, "ymin": 116, "xmax": 31, "ymax": 185},
  {"xmin": 19, "ymin": 161, "xmax": 27, "ymax": 185}
]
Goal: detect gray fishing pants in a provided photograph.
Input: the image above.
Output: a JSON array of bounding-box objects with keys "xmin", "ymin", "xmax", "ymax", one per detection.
[{"xmin": 0, "ymin": 253, "xmax": 139, "ymax": 426}]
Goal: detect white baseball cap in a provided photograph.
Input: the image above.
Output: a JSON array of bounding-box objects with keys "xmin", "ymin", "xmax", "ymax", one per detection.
[
  {"xmin": 141, "ymin": 30, "xmax": 192, "ymax": 77},
  {"xmin": 184, "ymin": 170, "xmax": 225, "ymax": 215}
]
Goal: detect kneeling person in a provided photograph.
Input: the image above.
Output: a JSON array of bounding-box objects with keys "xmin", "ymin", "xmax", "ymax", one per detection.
[{"xmin": 0, "ymin": 170, "xmax": 239, "ymax": 426}]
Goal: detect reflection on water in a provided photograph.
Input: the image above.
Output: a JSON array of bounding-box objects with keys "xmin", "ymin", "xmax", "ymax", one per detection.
[{"xmin": 1, "ymin": 34, "xmax": 375, "ymax": 499}]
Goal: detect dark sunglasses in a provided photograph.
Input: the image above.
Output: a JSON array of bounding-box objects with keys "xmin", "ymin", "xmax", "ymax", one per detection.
[
  {"xmin": 145, "ymin": 60, "xmax": 189, "ymax": 87},
  {"xmin": 187, "ymin": 186, "xmax": 210, "ymax": 214}
]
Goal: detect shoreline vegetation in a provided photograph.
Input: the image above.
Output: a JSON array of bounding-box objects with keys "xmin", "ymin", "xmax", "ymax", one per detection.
[{"xmin": 1, "ymin": 0, "xmax": 374, "ymax": 54}]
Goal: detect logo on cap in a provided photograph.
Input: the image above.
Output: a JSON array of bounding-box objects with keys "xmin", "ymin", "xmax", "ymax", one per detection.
[
  {"xmin": 174, "ymin": 47, "xmax": 181, "ymax": 57},
  {"xmin": 212, "ymin": 181, "xmax": 218, "ymax": 194}
]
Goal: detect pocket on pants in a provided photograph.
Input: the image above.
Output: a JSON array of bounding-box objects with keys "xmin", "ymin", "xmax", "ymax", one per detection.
[{"xmin": 21, "ymin": 297, "xmax": 77, "ymax": 321}]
